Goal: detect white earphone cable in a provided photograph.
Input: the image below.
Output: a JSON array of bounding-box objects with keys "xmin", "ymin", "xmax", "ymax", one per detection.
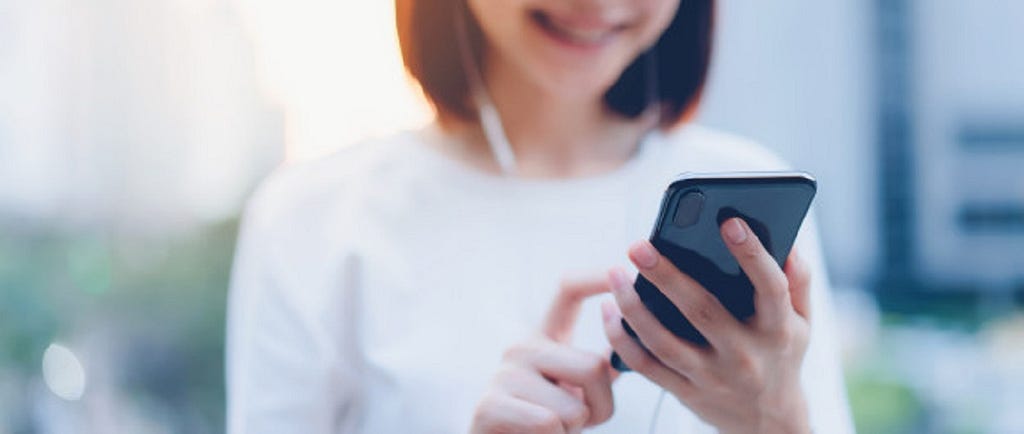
[
  {"xmin": 456, "ymin": 9, "xmax": 670, "ymax": 430},
  {"xmin": 648, "ymin": 388, "xmax": 668, "ymax": 434},
  {"xmin": 454, "ymin": 5, "xmax": 518, "ymax": 176}
]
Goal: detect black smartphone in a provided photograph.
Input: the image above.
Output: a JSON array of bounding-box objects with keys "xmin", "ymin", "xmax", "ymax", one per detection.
[{"xmin": 611, "ymin": 172, "xmax": 817, "ymax": 372}]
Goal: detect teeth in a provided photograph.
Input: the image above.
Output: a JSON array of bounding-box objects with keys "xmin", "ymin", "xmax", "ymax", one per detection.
[
  {"xmin": 536, "ymin": 12, "xmax": 614, "ymax": 45},
  {"xmin": 553, "ymin": 24, "xmax": 608, "ymax": 44}
]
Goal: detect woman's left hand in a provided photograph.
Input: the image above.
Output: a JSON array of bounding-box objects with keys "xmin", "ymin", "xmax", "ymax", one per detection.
[{"xmin": 602, "ymin": 217, "xmax": 813, "ymax": 434}]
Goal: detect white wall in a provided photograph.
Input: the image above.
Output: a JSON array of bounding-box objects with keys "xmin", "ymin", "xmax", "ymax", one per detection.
[
  {"xmin": 697, "ymin": 0, "xmax": 877, "ymax": 287},
  {"xmin": 0, "ymin": 0, "xmax": 282, "ymax": 229}
]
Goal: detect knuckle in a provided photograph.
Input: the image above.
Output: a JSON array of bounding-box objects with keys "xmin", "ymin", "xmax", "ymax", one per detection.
[
  {"xmin": 795, "ymin": 325, "xmax": 810, "ymax": 347},
  {"xmin": 628, "ymin": 352, "xmax": 656, "ymax": 374},
  {"xmin": 597, "ymin": 407, "xmax": 615, "ymax": 425},
  {"xmin": 501, "ymin": 342, "xmax": 531, "ymax": 361},
  {"xmin": 592, "ymin": 399, "xmax": 614, "ymax": 424},
  {"xmin": 557, "ymin": 279, "xmax": 581, "ymax": 300},
  {"xmin": 647, "ymin": 340, "xmax": 686, "ymax": 368},
  {"xmin": 687, "ymin": 296, "xmax": 719, "ymax": 327},
  {"xmin": 471, "ymin": 394, "xmax": 506, "ymax": 431},
  {"xmin": 792, "ymin": 263, "xmax": 811, "ymax": 286},
  {"xmin": 718, "ymin": 338, "xmax": 745, "ymax": 357},
  {"xmin": 605, "ymin": 323, "xmax": 626, "ymax": 344},
  {"xmin": 582, "ymin": 354, "xmax": 607, "ymax": 379},
  {"xmin": 493, "ymin": 364, "xmax": 523, "ymax": 384},
  {"xmin": 760, "ymin": 275, "xmax": 790, "ymax": 302},
  {"xmin": 703, "ymin": 372, "xmax": 729, "ymax": 396},
  {"xmin": 767, "ymin": 322, "xmax": 797, "ymax": 346},
  {"xmin": 733, "ymin": 352, "xmax": 764, "ymax": 387},
  {"xmin": 473, "ymin": 393, "xmax": 497, "ymax": 414},
  {"xmin": 644, "ymin": 338, "xmax": 673, "ymax": 359},
  {"xmin": 566, "ymin": 403, "xmax": 590, "ymax": 429},
  {"xmin": 617, "ymin": 291, "xmax": 643, "ymax": 314},
  {"xmin": 672, "ymin": 383, "xmax": 697, "ymax": 403},
  {"xmin": 770, "ymin": 273, "xmax": 791, "ymax": 295},
  {"xmin": 740, "ymin": 242, "xmax": 762, "ymax": 261},
  {"xmin": 527, "ymin": 409, "xmax": 562, "ymax": 433},
  {"xmin": 649, "ymin": 267, "xmax": 675, "ymax": 287}
]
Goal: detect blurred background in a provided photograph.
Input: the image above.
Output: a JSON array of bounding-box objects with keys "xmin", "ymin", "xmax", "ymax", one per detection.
[{"xmin": 1, "ymin": 0, "xmax": 1022, "ymax": 433}]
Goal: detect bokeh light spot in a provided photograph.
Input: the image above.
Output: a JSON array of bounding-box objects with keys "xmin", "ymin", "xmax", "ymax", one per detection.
[{"xmin": 42, "ymin": 343, "xmax": 87, "ymax": 401}]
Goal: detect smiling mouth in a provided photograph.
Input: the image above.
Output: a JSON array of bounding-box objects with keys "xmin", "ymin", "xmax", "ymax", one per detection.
[{"xmin": 530, "ymin": 10, "xmax": 627, "ymax": 47}]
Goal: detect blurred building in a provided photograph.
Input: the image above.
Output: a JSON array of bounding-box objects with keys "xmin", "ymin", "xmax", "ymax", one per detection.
[
  {"xmin": 0, "ymin": 0, "xmax": 283, "ymax": 231},
  {"xmin": 912, "ymin": 0, "xmax": 1024, "ymax": 289},
  {"xmin": 700, "ymin": 0, "xmax": 1024, "ymax": 294}
]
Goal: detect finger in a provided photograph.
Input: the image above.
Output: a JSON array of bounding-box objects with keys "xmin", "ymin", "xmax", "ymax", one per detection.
[
  {"xmin": 601, "ymin": 301, "xmax": 695, "ymax": 398},
  {"xmin": 601, "ymin": 348, "xmax": 622, "ymax": 383},
  {"xmin": 626, "ymin": 242, "xmax": 742, "ymax": 348},
  {"xmin": 473, "ymin": 393, "xmax": 567, "ymax": 434},
  {"xmin": 542, "ymin": 277, "xmax": 609, "ymax": 342},
  {"xmin": 504, "ymin": 370, "xmax": 591, "ymax": 432},
  {"xmin": 784, "ymin": 248, "xmax": 812, "ymax": 320},
  {"xmin": 720, "ymin": 218, "xmax": 792, "ymax": 330},
  {"xmin": 525, "ymin": 341, "xmax": 615, "ymax": 426},
  {"xmin": 606, "ymin": 268, "xmax": 706, "ymax": 377}
]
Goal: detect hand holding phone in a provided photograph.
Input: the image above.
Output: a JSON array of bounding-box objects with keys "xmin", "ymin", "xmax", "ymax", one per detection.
[
  {"xmin": 601, "ymin": 172, "xmax": 816, "ymax": 434},
  {"xmin": 611, "ymin": 172, "xmax": 816, "ymax": 369}
]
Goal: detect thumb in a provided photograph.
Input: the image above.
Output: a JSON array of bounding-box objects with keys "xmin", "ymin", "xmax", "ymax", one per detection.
[{"xmin": 542, "ymin": 276, "xmax": 610, "ymax": 342}]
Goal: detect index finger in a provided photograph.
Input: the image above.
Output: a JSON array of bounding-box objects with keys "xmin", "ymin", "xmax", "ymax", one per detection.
[
  {"xmin": 720, "ymin": 217, "xmax": 792, "ymax": 329},
  {"xmin": 543, "ymin": 277, "xmax": 609, "ymax": 342}
]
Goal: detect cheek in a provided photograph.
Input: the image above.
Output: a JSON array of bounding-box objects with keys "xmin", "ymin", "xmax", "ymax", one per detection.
[
  {"xmin": 467, "ymin": 0, "xmax": 525, "ymax": 48},
  {"xmin": 638, "ymin": 0, "xmax": 681, "ymax": 47}
]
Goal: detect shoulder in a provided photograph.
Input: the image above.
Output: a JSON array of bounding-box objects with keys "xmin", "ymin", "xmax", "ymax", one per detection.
[
  {"xmin": 659, "ymin": 124, "xmax": 792, "ymax": 172},
  {"xmin": 242, "ymin": 131, "xmax": 416, "ymax": 231},
  {"xmin": 232, "ymin": 131, "xmax": 425, "ymax": 306}
]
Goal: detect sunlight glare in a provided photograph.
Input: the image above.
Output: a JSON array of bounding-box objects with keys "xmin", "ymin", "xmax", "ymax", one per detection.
[{"xmin": 236, "ymin": 1, "xmax": 433, "ymax": 161}]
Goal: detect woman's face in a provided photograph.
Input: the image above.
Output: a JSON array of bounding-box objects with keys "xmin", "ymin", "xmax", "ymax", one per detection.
[{"xmin": 467, "ymin": 0, "xmax": 680, "ymax": 101}]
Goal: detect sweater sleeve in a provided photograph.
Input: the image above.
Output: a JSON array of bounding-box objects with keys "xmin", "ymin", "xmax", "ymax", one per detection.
[
  {"xmin": 225, "ymin": 172, "xmax": 363, "ymax": 434},
  {"xmin": 795, "ymin": 210, "xmax": 856, "ymax": 433}
]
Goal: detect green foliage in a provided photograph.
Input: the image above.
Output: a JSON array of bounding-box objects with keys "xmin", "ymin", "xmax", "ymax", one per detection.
[
  {"xmin": 0, "ymin": 219, "xmax": 240, "ymax": 433},
  {"xmin": 847, "ymin": 373, "xmax": 923, "ymax": 434}
]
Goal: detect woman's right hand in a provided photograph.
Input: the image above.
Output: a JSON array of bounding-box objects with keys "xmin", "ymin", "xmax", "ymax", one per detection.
[{"xmin": 470, "ymin": 278, "xmax": 616, "ymax": 434}]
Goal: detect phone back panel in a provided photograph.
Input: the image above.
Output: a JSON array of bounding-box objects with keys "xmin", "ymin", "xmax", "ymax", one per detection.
[{"xmin": 630, "ymin": 173, "xmax": 816, "ymax": 345}]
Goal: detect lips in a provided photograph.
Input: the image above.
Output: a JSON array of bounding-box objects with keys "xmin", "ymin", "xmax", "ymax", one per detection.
[{"xmin": 529, "ymin": 10, "xmax": 627, "ymax": 47}]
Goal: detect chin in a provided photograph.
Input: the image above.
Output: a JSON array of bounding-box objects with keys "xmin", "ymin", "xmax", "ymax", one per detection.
[
  {"xmin": 469, "ymin": 0, "xmax": 674, "ymax": 104},
  {"xmin": 521, "ymin": 55, "xmax": 631, "ymax": 101},
  {"xmin": 540, "ymin": 74, "xmax": 620, "ymax": 102}
]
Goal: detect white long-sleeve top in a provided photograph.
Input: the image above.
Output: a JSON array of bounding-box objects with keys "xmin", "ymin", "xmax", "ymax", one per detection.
[{"xmin": 226, "ymin": 123, "xmax": 855, "ymax": 433}]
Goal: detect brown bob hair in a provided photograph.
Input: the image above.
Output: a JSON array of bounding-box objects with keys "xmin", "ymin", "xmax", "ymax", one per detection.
[{"xmin": 396, "ymin": 0, "xmax": 714, "ymax": 128}]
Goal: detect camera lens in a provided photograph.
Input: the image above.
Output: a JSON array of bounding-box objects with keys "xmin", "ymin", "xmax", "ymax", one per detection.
[{"xmin": 673, "ymin": 190, "xmax": 704, "ymax": 228}]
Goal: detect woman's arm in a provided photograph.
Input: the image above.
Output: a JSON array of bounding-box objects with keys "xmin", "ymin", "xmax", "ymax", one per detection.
[{"xmin": 226, "ymin": 181, "xmax": 360, "ymax": 434}]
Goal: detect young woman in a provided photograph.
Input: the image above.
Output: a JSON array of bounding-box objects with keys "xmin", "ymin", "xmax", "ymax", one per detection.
[{"xmin": 226, "ymin": 0, "xmax": 854, "ymax": 432}]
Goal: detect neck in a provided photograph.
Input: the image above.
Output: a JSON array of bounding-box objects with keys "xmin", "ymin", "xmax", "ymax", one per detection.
[{"xmin": 446, "ymin": 54, "xmax": 658, "ymax": 178}]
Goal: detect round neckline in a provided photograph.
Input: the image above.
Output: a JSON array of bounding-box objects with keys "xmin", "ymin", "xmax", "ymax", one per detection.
[{"xmin": 409, "ymin": 122, "xmax": 665, "ymax": 192}]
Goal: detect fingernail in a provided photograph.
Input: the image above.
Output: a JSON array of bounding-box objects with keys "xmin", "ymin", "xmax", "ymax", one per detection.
[
  {"xmin": 601, "ymin": 301, "xmax": 621, "ymax": 323},
  {"xmin": 601, "ymin": 301, "xmax": 615, "ymax": 322},
  {"xmin": 723, "ymin": 218, "xmax": 748, "ymax": 244},
  {"xmin": 628, "ymin": 241, "xmax": 658, "ymax": 269},
  {"xmin": 608, "ymin": 268, "xmax": 629, "ymax": 293}
]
